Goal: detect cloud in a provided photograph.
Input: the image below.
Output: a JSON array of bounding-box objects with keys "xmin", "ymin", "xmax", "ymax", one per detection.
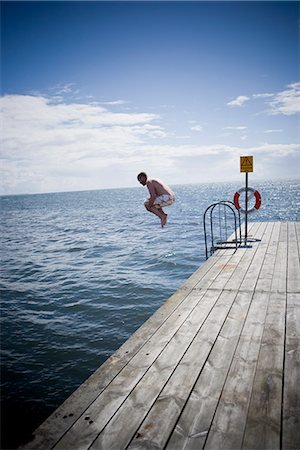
[
  {"xmin": 253, "ymin": 143, "xmax": 300, "ymax": 157},
  {"xmin": 223, "ymin": 126, "xmax": 248, "ymax": 131},
  {"xmin": 1, "ymin": 93, "xmax": 299, "ymax": 194},
  {"xmin": 227, "ymin": 96, "xmax": 250, "ymax": 107},
  {"xmin": 252, "ymin": 93, "xmax": 274, "ymax": 99},
  {"xmin": 159, "ymin": 104, "xmax": 176, "ymax": 109},
  {"xmin": 268, "ymin": 82, "xmax": 300, "ymax": 115},
  {"xmin": 0, "ymin": 94, "xmax": 164, "ymax": 193},
  {"xmin": 0, "ymin": 94, "xmax": 158, "ymax": 128},
  {"xmin": 229, "ymin": 83, "xmax": 300, "ymax": 115},
  {"xmin": 264, "ymin": 129, "xmax": 283, "ymax": 133},
  {"xmin": 190, "ymin": 125, "xmax": 203, "ymax": 132},
  {"xmin": 188, "ymin": 121, "xmax": 203, "ymax": 132},
  {"xmin": 98, "ymin": 100, "xmax": 128, "ymax": 106},
  {"xmin": 128, "ymin": 142, "xmax": 299, "ymax": 160},
  {"xmin": 51, "ymin": 83, "xmax": 77, "ymax": 95}
]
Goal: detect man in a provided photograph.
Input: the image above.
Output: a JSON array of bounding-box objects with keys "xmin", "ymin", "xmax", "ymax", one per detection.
[{"xmin": 137, "ymin": 172, "xmax": 176, "ymax": 227}]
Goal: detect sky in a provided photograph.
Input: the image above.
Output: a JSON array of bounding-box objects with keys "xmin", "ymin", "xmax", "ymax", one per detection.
[{"xmin": 1, "ymin": 0, "xmax": 299, "ymax": 195}]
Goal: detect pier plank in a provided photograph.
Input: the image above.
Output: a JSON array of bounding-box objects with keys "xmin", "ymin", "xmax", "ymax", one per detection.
[
  {"xmin": 207, "ymin": 223, "xmax": 263, "ymax": 291},
  {"xmin": 93, "ymin": 289, "xmax": 237, "ymax": 450},
  {"xmin": 239, "ymin": 222, "xmax": 274, "ymax": 292},
  {"xmin": 165, "ymin": 291, "xmax": 253, "ymax": 450},
  {"xmin": 127, "ymin": 290, "xmax": 239, "ymax": 450},
  {"xmin": 53, "ymin": 288, "xmax": 217, "ymax": 450},
  {"xmin": 282, "ymin": 292, "xmax": 300, "ymax": 449},
  {"xmin": 287, "ymin": 224, "xmax": 300, "ymax": 293},
  {"xmin": 22, "ymin": 286, "xmax": 197, "ymax": 450},
  {"xmin": 255, "ymin": 222, "xmax": 281, "ymax": 293},
  {"xmin": 288, "ymin": 221, "xmax": 298, "ymax": 242},
  {"xmin": 224, "ymin": 222, "xmax": 266, "ymax": 292},
  {"xmin": 242, "ymin": 292, "xmax": 286, "ymax": 450},
  {"xmin": 21, "ymin": 251, "xmax": 223, "ymax": 450},
  {"xmin": 279, "ymin": 221, "xmax": 288, "ymax": 242},
  {"xmin": 271, "ymin": 240, "xmax": 287, "ymax": 293},
  {"xmin": 202, "ymin": 291, "xmax": 270, "ymax": 450},
  {"xmin": 295, "ymin": 221, "xmax": 300, "ymax": 241},
  {"xmin": 21, "ymin": 222, "xmax": 300, "ymax": 450}
]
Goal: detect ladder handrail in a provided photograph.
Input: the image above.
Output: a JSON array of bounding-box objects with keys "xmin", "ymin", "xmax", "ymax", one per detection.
[{"xmin": 203, "ymin": 200, "xmax": 242, "ymax": 259}]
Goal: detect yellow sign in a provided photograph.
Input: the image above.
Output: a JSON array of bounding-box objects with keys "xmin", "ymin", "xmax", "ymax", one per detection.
[{"xmin": 240, "ymin": 155, "xmax": 253, "ymax": 172}]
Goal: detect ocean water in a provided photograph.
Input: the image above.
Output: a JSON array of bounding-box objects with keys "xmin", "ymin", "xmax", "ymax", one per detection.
[{"xmin": 1, "ymin": 180, "xmax": 299, "ymax": 449}]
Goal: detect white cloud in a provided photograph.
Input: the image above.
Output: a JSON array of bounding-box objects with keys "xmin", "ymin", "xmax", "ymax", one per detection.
[
  {"xmin": 0, "ymin": 94, "xmax": 164, "ymax": 193},
  {"xmin": 98, "ymin": 100, "xmax": 128, "ymax": 106},
  {"xmin": 227, "ymin": 82, "xmax": 300, "ymax": 115},
  {"xmin": 269, "ymin": 82, "xmax": 300, "ymax": 115},
  {"xmin": 51, "ymin": 83, "xmax": 77, "ymax": 95},
  {"xmin": 252, "ymin": 93, "xmax": 274, "ymax": 99},
  {"xmin": 122, "ymin": 142, "xmax": 299, "ymax": 160},
  {"xmin": 248, "ymin": 143, "xmax": 299, "ymax": 157},
  {"xmin": 188, "ymin": 121, "xmax": 203, "ymax": 132},
  {"xmin": 223, "ymin": 126, "xmax": 248, "ymax": 130},
  {"xmin": 1, "ymin": 93, "xmax": 299, "ymax": 194},
  {"xmin": 227, "ymin": 95, "xmax": 250, "ymax": 107},
  {"xmin": 264, "ymin": 129, "xmax": 283, "ymax": 133},
  {"xmin": 159, "ymin": 104, "xmax": 176, "ymax": 109},
  {"xmin": 190, "ymin": 125, "xmax": 203, "ymax": 132}
]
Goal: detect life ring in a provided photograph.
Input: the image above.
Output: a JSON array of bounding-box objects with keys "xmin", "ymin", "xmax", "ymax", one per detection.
[{"xmin": 233, "ymin": 187, "xmax": 261, "ymax": 213}]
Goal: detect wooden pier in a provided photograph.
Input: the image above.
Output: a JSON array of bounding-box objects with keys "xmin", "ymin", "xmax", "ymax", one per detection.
[{"xmin": 23, "ymin": 221, "xmax": 299, "ymax": 450}]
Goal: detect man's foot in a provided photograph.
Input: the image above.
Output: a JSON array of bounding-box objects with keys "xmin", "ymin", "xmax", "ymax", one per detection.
[{"xmin": 161, "ymin": 214, "xmax": 168, "ymax": 228}]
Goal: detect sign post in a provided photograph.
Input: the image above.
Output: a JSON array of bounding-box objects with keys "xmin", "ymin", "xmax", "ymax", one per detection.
[{"xmin": 240, "ymin": 156, "xmax": 253, "ymax": 243}]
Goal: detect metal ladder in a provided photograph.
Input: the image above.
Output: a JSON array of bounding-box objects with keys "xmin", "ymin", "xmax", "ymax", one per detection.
[{"xmin": 203, "ymin": 200, "xmax": 242, "ymax": 259}]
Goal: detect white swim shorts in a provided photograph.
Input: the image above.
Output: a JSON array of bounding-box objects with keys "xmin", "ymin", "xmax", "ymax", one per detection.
[{"xmin": 152, "ymin": 194, "xmax": 176, "ymax": 208}]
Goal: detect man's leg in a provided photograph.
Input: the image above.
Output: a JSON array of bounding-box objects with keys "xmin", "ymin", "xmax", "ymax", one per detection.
[{"xmin": 144, "ymin": 202, "xmax": 167, "ymax": 227}]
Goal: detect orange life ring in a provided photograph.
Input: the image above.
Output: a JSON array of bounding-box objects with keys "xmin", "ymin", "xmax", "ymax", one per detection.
[{"xmin": 234, "ymin": 187, "xmax": 261, "ymax": 213}]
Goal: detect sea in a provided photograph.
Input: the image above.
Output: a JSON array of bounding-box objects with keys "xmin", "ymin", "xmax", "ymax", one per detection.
[{"xmin": 1, "ymin": 180, "xmax": 299, "ymax": 449}]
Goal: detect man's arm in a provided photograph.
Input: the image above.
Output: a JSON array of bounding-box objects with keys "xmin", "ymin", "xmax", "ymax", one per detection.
[{"xmin": 147, "ymin": 181, "xmax": 156, "ymax": 206}]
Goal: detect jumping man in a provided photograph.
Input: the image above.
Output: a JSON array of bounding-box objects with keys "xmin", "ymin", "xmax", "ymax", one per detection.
[{"xmin": 137, "ymin": 172, "xmax": 176, "ymax": 227}]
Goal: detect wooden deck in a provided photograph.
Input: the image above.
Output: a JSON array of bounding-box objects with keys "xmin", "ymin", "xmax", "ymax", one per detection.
[{"xmin": 23, "ymin": 221, "xmax": 300, "ymax": 450}]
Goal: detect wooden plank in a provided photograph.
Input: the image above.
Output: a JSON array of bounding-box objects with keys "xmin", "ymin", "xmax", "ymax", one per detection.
[
  {"xmin": 165, "ymin": 291, "xmax": 253, "ymax": 450},
  {"xmin": 288, "ymin": 221, "xmax": 298, "ymax": 242},
  {"xmin": 203, "ymin": 221, "xmax": 261, "ymax": 292},
  {"xmin": 224, "ymin": 222, "xmax": 267, "ymax": 292},
  {"xmin": 242, "ymin": 292, "xmax": 286, "ymax": 449},
  {"xmin": 180, "ymin": 252, "xmax": 226, "ymax": 290},
  {"xmin": 260, "ymin": 221, "xmax": 275, "ymax": 244},
  {"xmin": 256, "ymin": 223, "xmax": 281, "ymax": 293},
  {"xmin": 209, "ymin": 247, "xmax": 248, "ymax": 291},
  {"xmin": 22, "ymin": 286, "xmax": 197, "ymax": 450},
  {"xmin": 203, "ymin": 291, "xmax": 270, "ymax": 450},
  {"xmin": 287, "ymin": 224, "xmax": 300, "ymax": 293},
  {"xmin": 295, "ymin": 221, "xmax": 300, "ymax": 242},
  {"xmin": 22, "ymin": 246, "xmax": 226, "ymax": 449},
  {"xmin": 279, "ymin": 221, "xmax": 288, "ymax": 242},
  {"xmin": 92, "ymin": 290, "xmax": 237, "ymax": 450},
  {"xmin": 270, "ymin": 221, "xmax": 281, "ymax": 243},
  {"xmin": 204, "ymin": 222, "xmax": 265, "ymax": 292},
  {"xmin": 52, "ymin": 288, "xmax": 218, "ymax": 450},
  {"xmin": 282, "ymin": 292, "xmax": 300, "ymax": 449},
  {"xmin": 193, "ymin": 253, "xmax": 233, "ymax": 290},
  {"xmin": 208, "ymin": 223, "xmax": 261, "ymax": 292},
  {"xmin": 271, "ymin": 237, "xmax": 288, "ymax": 294},
  {"xmin": 246, "ymin": 221, "xmax": 259, "ymax": 239},
  {"xmin": 22, "ymin": 222, "xmax": 299, "ymax": 450},
  {"xmin": 239, "ymin": 223, "xmax": 274, "ymax": 292}
]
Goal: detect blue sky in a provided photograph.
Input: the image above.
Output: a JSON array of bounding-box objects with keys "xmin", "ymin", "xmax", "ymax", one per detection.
[{"xmin": 1, "ymin": 1, "xmax": 299, "ymax": 195}]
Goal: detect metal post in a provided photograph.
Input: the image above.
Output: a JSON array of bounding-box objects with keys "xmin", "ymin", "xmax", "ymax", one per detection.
[{"xmin": 245, "ymin": 172, "xmax": 248, "ymax": 243}]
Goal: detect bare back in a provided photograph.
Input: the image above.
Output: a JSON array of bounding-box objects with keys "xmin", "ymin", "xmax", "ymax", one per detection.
[{"xmin": 146, "ymin": 178, "xmax": 175, "ymax": 199}]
